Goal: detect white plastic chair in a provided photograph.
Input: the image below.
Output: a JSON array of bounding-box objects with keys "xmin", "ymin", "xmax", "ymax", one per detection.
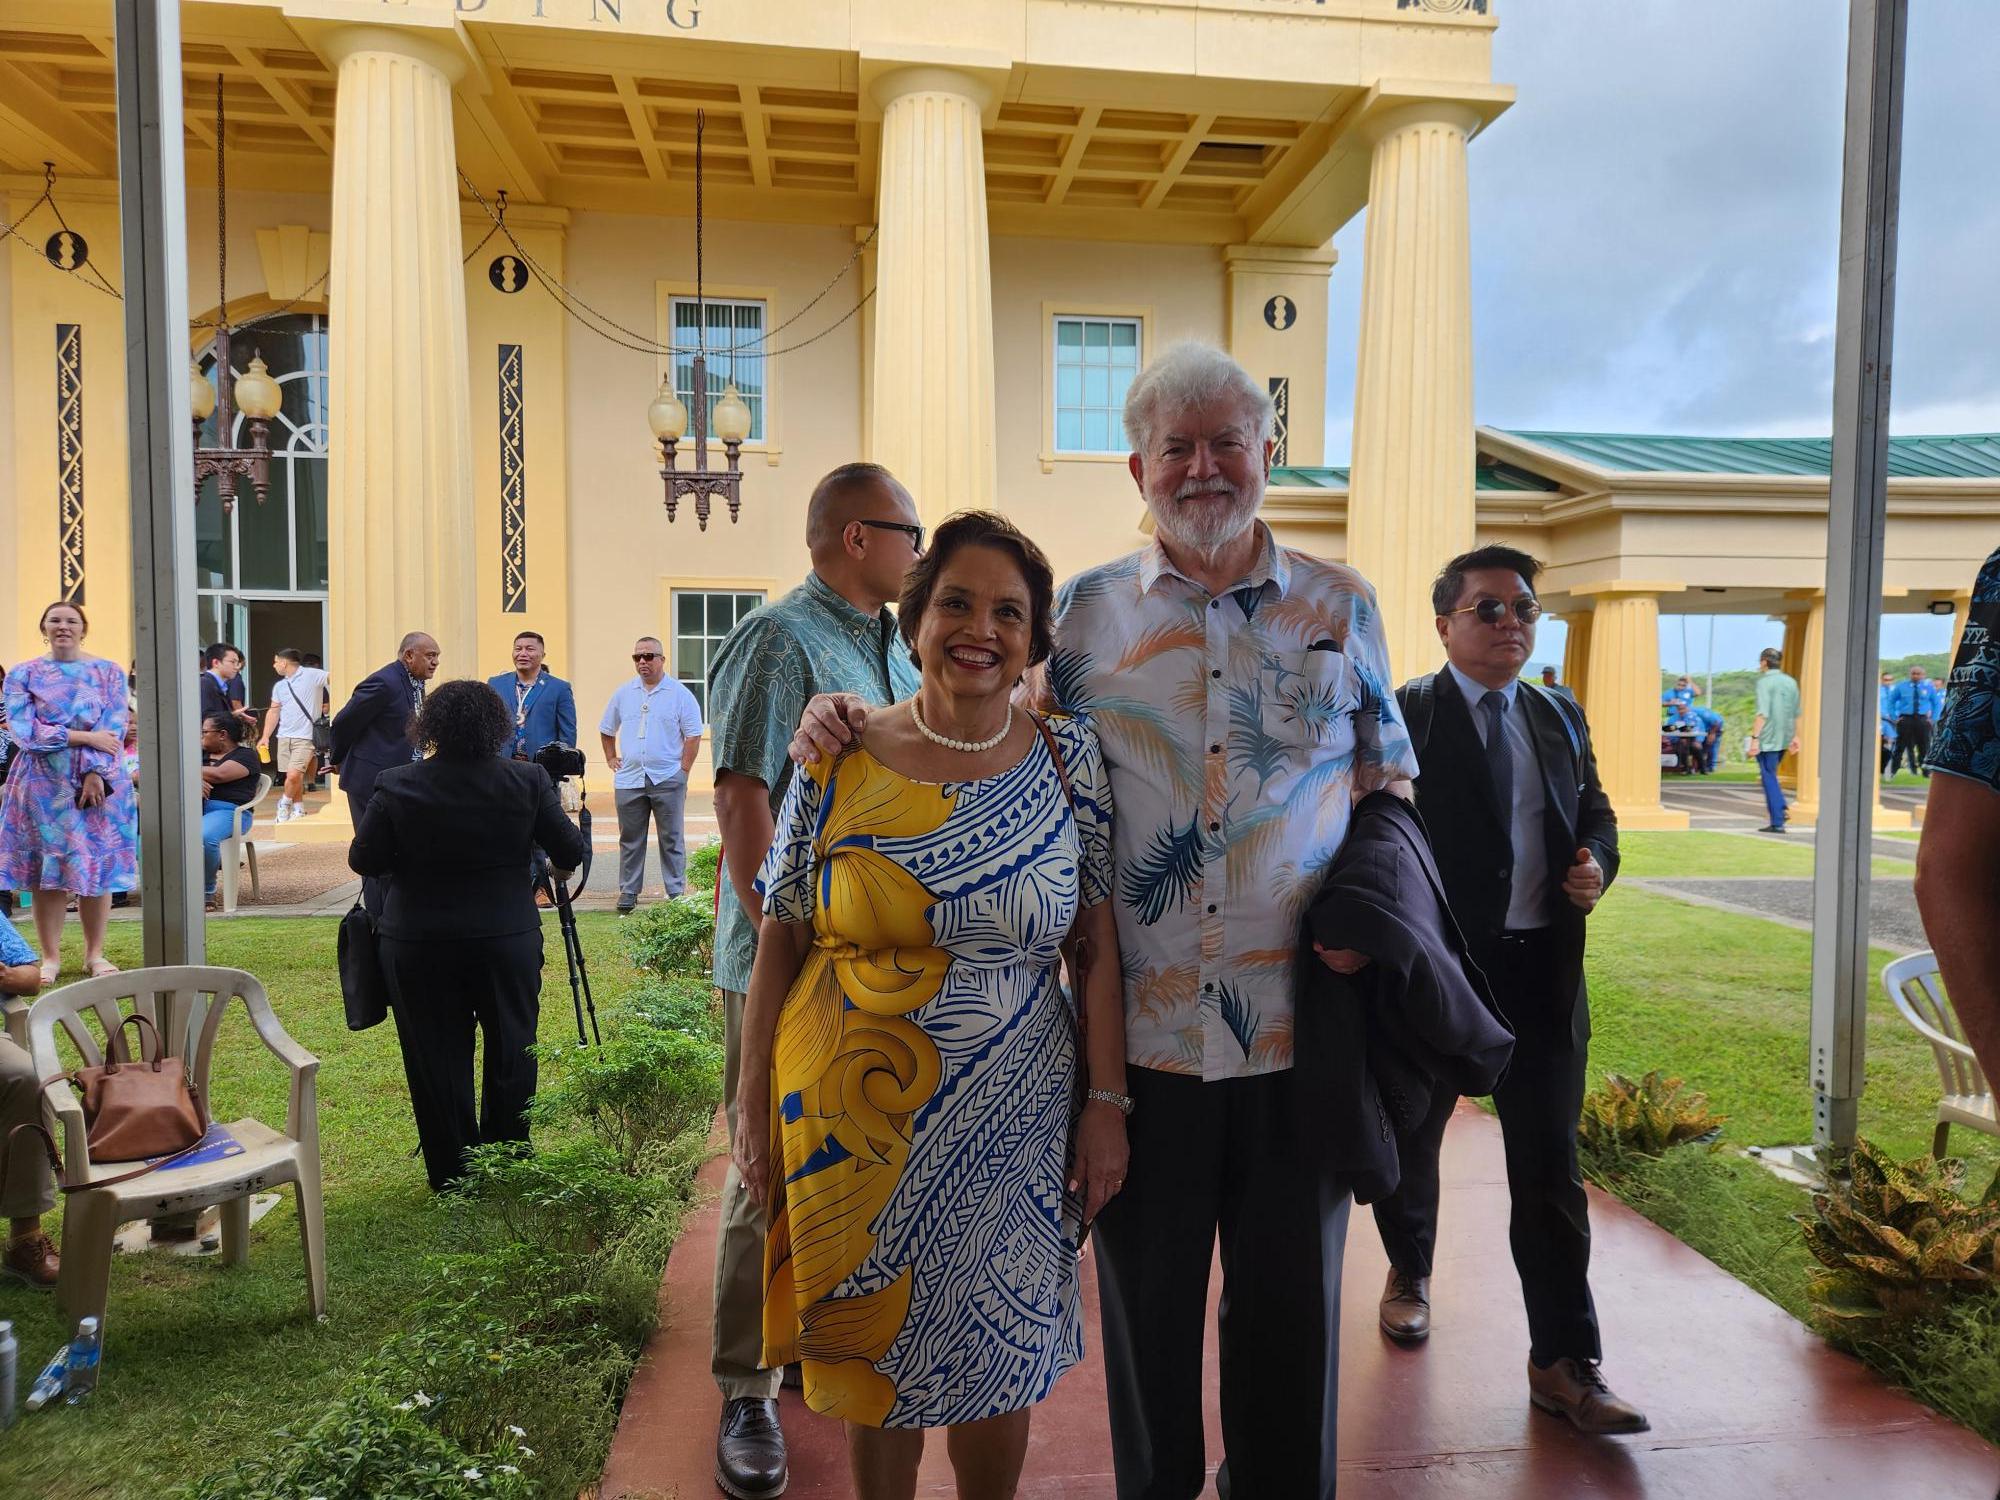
[
  {"xmin": 219, "ymin": 773, "xmax": 273, "ymax": 914},
  {"xmin": 1883, "ymin": 950, "xmax": 1997, "ymax": 1158},
  {"xmin": 28, "ymin": 966, "xmax": 325, "ymax": 1328}
]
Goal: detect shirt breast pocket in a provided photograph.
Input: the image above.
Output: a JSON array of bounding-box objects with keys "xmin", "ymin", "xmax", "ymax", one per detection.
[{"xmin": 1268, "ymin": 648, "xmax": 1361, "ymax": 753}]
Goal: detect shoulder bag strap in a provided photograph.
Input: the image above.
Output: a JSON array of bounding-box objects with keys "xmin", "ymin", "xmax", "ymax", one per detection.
[
  {"xmin": 1028, "ymin": 713, "xmax": 1092, "ymax": 1030},
  {"xmin": 1404, "ymin": 672, "xmax": 1437, "ymax": 763}
]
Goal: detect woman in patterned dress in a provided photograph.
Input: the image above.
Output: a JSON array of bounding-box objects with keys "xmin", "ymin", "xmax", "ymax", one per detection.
[
  {"xmin": 735, "ymin": 512, "xmax": 1127, "ymax": 1499},
  {"xmin": 0, "ymin": 603, "xmax": 137, "ymax": 985}
]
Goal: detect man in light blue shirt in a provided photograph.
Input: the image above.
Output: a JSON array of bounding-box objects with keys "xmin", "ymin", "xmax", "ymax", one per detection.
[
  {"xmin": 599, "ymin": 636, "xmax": 705, "ymax": 914},
  {"xmin": 1887, "ymin": 664, "xmax": 1944, "ymax": 777}
]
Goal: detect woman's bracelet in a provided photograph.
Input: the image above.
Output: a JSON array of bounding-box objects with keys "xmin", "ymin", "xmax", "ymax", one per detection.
[{"xmin": 1084, "ymin": 1088, "xmax": 1134, "ymax": 1117}]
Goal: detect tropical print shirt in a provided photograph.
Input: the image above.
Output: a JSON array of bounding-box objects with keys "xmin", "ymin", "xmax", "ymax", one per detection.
[
  {"xmin": 1929, "ymin": 546, "xmax": 2000, "ymax": 791},
  {"xmin": 1048, "ymin": 523, "xmax": 1418, "ymax": 1080},
  {"xmin": 708, "ymin": 571, "xmax": 921, "ymax": 993}
]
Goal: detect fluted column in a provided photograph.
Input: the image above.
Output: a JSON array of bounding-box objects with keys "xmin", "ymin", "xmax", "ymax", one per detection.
[
  {"xmin": 1346, "ymin": 102, "xmax": 1479, "ymax": 682},
  {"xmin": 1788, "ymin": 597, "xmax": 1828, "ymax": 821},
  {"xmin": 870, "ymin": 67, "xmax": 997, "ymax": 524},
  {"xmin": 1560, "ymin": 609, "xmax": 1594, "ymax": 714},
  {"xmin": 325, "ymin": 25, "xmax": 477, "ymax": 687},
  {"xmin": 1579, "ymin": 586, "xmax": 1688, "ymax": 829}
]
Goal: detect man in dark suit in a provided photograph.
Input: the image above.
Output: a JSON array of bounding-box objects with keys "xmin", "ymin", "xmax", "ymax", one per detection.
[
  {"xmin": 329, "ymin": 632, "xmax": 441, "ymax": 912},
  {"xmin": 200, "ymin": 643, "xmax": 258, "ymax": 733},
  {"xmin": 1371, "ymin": 544, "xmax": 1646, "ymax": 1435}
]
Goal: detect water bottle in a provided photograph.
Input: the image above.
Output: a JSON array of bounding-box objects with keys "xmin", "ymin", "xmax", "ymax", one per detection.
[
  {"xmin": 0, "ymin": 1320, "xmax": 16, "ymax": 1429},
  {"xmin": 23, "ymin": 1340, "xmax": 67, "ymax": 1412},
  {"xmin": 62, "ymin": 1317, "xmax": 100, "ymax": 1406}
]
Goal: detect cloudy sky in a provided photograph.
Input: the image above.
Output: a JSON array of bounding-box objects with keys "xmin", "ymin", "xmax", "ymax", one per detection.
[{"xmin": 1319, "ymin": 1, "xmax": 2000, "ymax": 666}]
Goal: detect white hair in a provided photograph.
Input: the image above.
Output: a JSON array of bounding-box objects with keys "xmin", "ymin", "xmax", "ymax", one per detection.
[{"xmin": 1121, "ymin": 341, "xmax": 1275, "ymax": 456}]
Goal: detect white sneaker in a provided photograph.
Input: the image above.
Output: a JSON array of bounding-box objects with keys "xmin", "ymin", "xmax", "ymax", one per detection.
[{"xmin": 275, "ymin": 801, "xmax": 294, "ymax": 824}]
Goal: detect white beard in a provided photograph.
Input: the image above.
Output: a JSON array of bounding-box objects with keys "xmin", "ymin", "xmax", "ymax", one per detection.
[{"xmin": 1149, "ymin": 476, "xmax": 1262, "ymax": 560}]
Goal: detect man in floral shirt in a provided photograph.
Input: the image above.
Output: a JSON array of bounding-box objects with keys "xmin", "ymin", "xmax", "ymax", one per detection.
[{"xmin": 1916, "ymin": 545, "xmax": 2000, "ymax": 1084}]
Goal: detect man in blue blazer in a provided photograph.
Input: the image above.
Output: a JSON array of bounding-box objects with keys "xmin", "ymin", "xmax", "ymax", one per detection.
[
  {"xmin": 330, "ymin": 632, "xmax": 441, "ymax": 911},
  {"xmin": 486, "ymin": 630, "xmax": 578, "ymax": 761}
]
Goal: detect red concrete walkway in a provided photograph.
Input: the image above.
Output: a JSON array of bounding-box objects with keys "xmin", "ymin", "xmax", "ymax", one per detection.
[{"xmin": 601, "ymin": 1104, "xmax": 2000, "ymax": 1499}]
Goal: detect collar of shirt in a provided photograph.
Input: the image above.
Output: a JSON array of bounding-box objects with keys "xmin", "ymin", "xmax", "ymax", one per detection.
[
  {"xmin": 1137, "ymin": 520, "xmax": 1291, "ymax": 601},
  {"xmin": 802, "ymin": 570, "xmax": 894, "ymax": 647},
  {"xmin": 1445, "ymin": 661, "xmax": 1519, "ymax": 720}
]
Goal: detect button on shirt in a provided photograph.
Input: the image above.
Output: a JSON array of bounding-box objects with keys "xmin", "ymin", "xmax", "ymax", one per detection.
[
  {"xmin": 1887, "ymin": 678, "xmax": 1945, "ymax": 720},
  {"xmin": 1051, "ymin": 524, "xmax": 1419, "ymax": 1081},
  {"xmin": 1446, "ymin": 664, "xmax": 1550, "ymax": 931},
  {"xmin": 707, "ymin": 571, "xmax": 920, "ymax": 994},
  {"xmin": 600, "ymin": 676, "xmax": 704, "ymax": 790}
]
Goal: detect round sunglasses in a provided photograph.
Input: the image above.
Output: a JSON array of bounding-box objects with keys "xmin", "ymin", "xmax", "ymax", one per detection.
[{"xmin": 1448, "ymin": 596, "xmax": 1544, "ymax": 626}]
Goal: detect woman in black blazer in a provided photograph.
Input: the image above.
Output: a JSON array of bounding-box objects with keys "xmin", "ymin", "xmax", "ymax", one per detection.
[{"xmin": 349, "ymin": 679, "xmax": 588, "ymax": 1190}]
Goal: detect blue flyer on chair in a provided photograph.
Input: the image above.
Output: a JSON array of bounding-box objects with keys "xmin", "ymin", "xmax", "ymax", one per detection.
[{"xmin": 149, "ymin": 1122, "xmax": 243, "ymax": 1172}]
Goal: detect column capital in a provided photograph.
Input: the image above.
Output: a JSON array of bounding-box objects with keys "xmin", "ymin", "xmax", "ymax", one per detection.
[
  {"xmin": 1348, "ymin": 81, "xmax": 1513, "ymax": 148},
  {"xmin": 1570, "ymin": 579, "xmax": 1688, "ymax": 599},
  {"xmin": 308, "ymin": 17, "xmax": 470, "ymax": 86},
  {"xmin": 863, "ymin": 57, "xmax": 1007, "ymax": 119}
]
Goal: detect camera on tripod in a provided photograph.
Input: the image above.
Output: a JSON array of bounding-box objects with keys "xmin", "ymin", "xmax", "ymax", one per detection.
[{"xmin": 532, "ymin": 740, "xmax": 587, "ymax": 783}]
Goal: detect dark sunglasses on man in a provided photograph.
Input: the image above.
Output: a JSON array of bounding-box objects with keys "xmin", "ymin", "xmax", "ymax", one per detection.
[
  {"xmin": 1448, "ymin": 596, "xmax": 1544, "ymax": 626},
  {"xmin": 632, "ymin": 651, "xmax": 661, "ymax": 663},
  {"xmin": 854, "ymin": 518, "xmax": 926, "ymax": 554}
]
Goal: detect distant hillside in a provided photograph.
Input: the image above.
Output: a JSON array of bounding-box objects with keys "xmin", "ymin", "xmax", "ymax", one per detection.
[{"xmin": 1656, "ymin": 651, "xmax": 1952, "ymax": 761}]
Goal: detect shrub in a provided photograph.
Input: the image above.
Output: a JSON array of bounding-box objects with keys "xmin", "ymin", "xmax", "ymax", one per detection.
[
  {"xmin": 688, "ymin": 839, "xmax": 722, "ymax": 894},
  {"xmin": 180, "ymin": 1387, "xmax": 536, "ymax": 1500},
  {"xmin": 1849, "ymin": 1290, "xmax": 2000, "ymax": 1445},
  {"xmin": 1577, "ymin": 1070, "xmax": 1726, "ymax": 1168},
  {"xmin": 534, "ymin": 1023, "xmax": 723, "ymax": 1172},
  {"xmin": 451, "ymin": 1139, "xmax": 670, "ymax": 1259},
  {"xmin": 625, "ymin": 894, "xmax": 716, "ymax": 977},
  {"xmin": 1800, "ymin": 1138, "xmax": 2000, "ymax": 1328},
  {"xmin": 622, "ymin": 973, "xmax": 724, "ymax": 1043}
]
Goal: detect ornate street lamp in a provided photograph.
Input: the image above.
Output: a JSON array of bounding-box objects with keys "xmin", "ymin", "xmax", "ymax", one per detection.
[
  {"xmin": 651, "ymin": 109, "xmax": 752, "ymax": 529},
  {"xmin": 188, "ymin": 76, "xmax": 282, "ymax": 513}
]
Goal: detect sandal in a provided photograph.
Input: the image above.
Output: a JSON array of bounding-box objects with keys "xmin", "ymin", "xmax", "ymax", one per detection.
[
  {"xmin": 38, "ymin": 960, "xmax": 60, "ymax": 989},
  {"xmin": 84, "ymin": 958, "xmax": 119, "ymax": 979}
]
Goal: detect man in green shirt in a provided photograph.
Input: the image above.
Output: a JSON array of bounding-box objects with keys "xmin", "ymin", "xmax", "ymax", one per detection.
[
  {"xmin": 702, "ymin": 462, "xmax": 924, "ymax": 1498},
  {"xmin": 1752, "ymin": 645, "xmax": 1803, "ymax": 833}
]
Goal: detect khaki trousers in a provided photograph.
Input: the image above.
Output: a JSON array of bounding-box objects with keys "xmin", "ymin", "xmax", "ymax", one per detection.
[
  {"xmin": 1, "ymin": 1036, "xmax": 55, "ymax": 1219},
  {"xmin": 712, "ymin": 987, "xmax": 782, "ymax": 1401}
]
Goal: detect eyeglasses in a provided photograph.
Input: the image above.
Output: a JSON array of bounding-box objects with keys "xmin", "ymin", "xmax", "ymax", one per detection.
[
  {"xmin": 856, "ymin": 519, "xmax": 926, "ymax": 553},
  {"xmin": 632, "ymin": 652, "xmax": 661, "ymax": 663},
  {"xmin": 1448, "ymin": 596, "xmax": 1544, "ymax": 626}
]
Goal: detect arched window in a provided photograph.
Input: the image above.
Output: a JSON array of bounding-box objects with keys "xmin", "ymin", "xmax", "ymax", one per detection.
[{"xmin": 194, "ymin": 313, "xmax": 329, "ymax": 691}]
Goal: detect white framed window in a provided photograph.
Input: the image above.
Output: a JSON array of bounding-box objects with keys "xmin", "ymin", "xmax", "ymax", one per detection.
[
  {"xmin": 670, "ymin": 296, "xmax": 767, "ymax": 443},
  {"xmin": 1052, "ymin": 314, "xmax": 1142, "ymax": 454},
  {"xmin": 672, "ymin": 588, "xmax": 767, "ymax": 715}
]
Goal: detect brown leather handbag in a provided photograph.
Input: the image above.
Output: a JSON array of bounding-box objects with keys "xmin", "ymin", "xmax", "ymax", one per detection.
[{"xmin": 52, "ymin": 1014, "xmax": 208, "ymax": 1163}]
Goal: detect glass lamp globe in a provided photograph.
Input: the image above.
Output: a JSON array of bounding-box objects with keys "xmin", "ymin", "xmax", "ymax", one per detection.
[
  {"xmin": 233, "ymin": 355, "xmax": 283, "ymax": 421},
  {"xmin": 712, "ymin": 384, "xmax": 753, "ymax": 444},
  {"xmin": 189, "ymin": 362, "xmax": 217, "ymax": 422},
  {"xmin": 648, "ymin": 380, "xmax": 689, "ymax": 442}
]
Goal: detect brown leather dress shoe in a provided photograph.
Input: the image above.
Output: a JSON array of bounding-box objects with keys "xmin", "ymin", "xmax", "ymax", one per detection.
[
  {"xmin": 1379, "ymin": 1266, "xmax": 1431, "ymax": 1343},
  {"xmin": 1527, "ymin": 1356, "xmax": 1650, "ymax": 1434},
  {"xmin": 2, "ymin": 1230, "xmax": 60, "ymax": 1288}
]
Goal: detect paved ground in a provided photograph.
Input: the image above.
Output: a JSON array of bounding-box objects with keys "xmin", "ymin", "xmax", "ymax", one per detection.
[
  {"xmin": 1662, "ymin": 776, "xmax": 1928, "ymax": 829},
  {"xmin": 600, "ymin": 1104, "xmax": 2000, "ymax": 1500},
  {"xmin": 1635, "ymin": 874, "xmax": 1929, "ymax": 953}
]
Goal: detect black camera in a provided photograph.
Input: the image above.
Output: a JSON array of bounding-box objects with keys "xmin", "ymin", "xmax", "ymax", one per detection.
[{"xmin": 532, "ymin": 741, "xmax": 587, "ymax": 783}]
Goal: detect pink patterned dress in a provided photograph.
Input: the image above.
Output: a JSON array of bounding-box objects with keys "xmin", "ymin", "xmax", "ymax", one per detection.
[{"xmin": 0, "ymin": 655, "xmax": 138, "ymax": 895}]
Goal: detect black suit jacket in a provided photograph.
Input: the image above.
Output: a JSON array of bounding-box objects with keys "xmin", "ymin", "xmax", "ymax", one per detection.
[
  {"xmin": 347, "ymin": 756, "xmax": 587, "ymax": 941},
  {"xmin": 1299, "ymin": 791, "xmax": 1516, "ymax": 1201},
  {"xmin": 1398, "ymin": 673, "xmax": 1618, "ymax": 1046},
  {"xmin": 328, "ymin": 662, "xmax": 419, "ymax": 809},
  {"xmin": 199, "ymin": 672, "xmax": 242, "ymax": 725}
]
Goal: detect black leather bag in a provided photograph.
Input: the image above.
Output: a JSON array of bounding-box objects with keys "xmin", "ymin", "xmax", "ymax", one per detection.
[{"xmin": 337, "ymin": 899, "xmax": 390, "ymax": 1030}]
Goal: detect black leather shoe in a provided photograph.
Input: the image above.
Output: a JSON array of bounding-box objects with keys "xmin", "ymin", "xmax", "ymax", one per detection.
[
  {"xmin": 716, "ymin": 1396, "xmax": 788, "ymax": 1499},
  {"xmin": 1379, "ymin": 1266, "xmax": 1432, "ymax": 1343}
]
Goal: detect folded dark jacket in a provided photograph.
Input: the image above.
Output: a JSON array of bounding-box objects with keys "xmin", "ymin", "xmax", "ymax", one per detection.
[{"xmin": 1297, "ymin": 790, "xmax": 1515, "ymax": 1202}]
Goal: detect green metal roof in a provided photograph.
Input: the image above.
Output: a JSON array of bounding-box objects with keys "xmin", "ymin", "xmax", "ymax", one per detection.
[
  {"xmin": 1498, "ymin": 430, "xmax": 2000, "ymax": 480},
  {"xmin": 1271, "ymin": 461, "xmax": 1558, "ymax": 493}
]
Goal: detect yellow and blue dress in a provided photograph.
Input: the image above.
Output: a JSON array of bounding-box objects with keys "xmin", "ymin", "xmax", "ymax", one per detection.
[{"xmin": 754, "ymin": 714, "xmax": 1113, "ymax": 1428}]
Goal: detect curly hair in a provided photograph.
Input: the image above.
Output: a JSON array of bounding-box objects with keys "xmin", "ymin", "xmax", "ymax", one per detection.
[
  {"xmin": 412, "ymin": 679, "xmax": 511, "ymax": 761},
  {"xmin": 202, "ymin": 712, "xmax": 242, "ymax": 743},
  {"xmin": 898, "ymin": 510, "xmax": 1056, "ymax": 670}
]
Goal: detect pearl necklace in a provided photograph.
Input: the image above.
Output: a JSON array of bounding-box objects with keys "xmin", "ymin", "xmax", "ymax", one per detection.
[{"xmin": 911, "ymin": 697, "xmax": 1013, "ymax": 754}]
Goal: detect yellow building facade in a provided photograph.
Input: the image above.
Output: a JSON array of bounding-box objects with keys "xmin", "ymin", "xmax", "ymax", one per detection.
[{"xmin": 2, "ymin": 0, "xmax": 1991, "ymax": 829}]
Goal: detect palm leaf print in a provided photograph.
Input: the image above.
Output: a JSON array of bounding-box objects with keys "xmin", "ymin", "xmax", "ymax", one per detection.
[
  {"xmin": 1227, "ymin": 680, "xmax": 1290, "ymax": 792},
  {"xmin": 1047, "ymin": 648, "xmax": 1095, "ymax": 714},
  {"xmin": 1090, "ymin": 696, "xmax": 1203, "ymax": 800},
  {"xmin": 1224, "ymin": 801, "xmax": 1292, "ymax": 887},
  {"xmin": 1280, "ymin": 681, "xmax": 1344, "ymax": 744},
  {"xmin": 1124, "ymin": 811, "xmax": 1206, "ymax": 925},
  {"xmin": 1216, "ymin": 982, "xmax": 1258, "ymax": 1057},
  {"xmin": 1116, "ymin": 618, "xmax": 1208, "ymax": 673},
  {"xmin": 1263, "ymin": 594, "xmax": 1350, "ymax": 647}
]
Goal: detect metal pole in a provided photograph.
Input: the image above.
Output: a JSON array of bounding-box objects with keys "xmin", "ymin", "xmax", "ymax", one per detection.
[
  {"xmin": 112, "ymin": 0, "xmax": 204, "ymax": 965},
  {"xmin": 1810, "ymin": 0, "xmax": 1906, "ymax": 1152}
]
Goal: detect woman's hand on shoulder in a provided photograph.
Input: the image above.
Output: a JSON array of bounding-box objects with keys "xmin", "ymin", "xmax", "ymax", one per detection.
[{"xmin": 789, "ymin": 693, "xmax": 869, "ymax": 767}]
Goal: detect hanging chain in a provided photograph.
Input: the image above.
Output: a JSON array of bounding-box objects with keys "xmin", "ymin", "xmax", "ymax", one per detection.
[
  {"xmin": 694, "ymin": 108, "xmax": 705, "ymax": 363},
  {"xmin": 215, "ymin": 74, "xmax": 228, "ymax": 332}
]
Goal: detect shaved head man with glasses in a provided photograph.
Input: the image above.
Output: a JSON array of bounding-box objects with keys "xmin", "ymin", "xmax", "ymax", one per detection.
[
  {"xmin": 599, "ymin": 635, "xmax": 704, "ymax": 915},
  {"xmin": 1371, "ymin": 544, "xmax": 1646, "ymax": 1437},
  {"xmin": 700, "ymin": 460, "xmax": 925, "ymax": 1498}
]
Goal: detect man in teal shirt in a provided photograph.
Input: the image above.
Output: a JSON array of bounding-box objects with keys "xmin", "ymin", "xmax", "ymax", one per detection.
[
  {"xmin": 702, "ymin": 461, "xmax": 924, "ymax": 1497},
  {"xmin": 1752, "ymin": 645, "xmax": 1802, "ymax": 832}
]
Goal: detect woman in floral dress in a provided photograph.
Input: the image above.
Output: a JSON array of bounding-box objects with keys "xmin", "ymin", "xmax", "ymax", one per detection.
[{"xmin": 0, "ymin": 603, "xmax": 137, "ymax": 984}]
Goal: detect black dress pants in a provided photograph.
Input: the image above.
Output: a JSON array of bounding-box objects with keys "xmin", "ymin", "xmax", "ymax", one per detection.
[
  {"xmin": 1371, "ymin": 927, "xmax": 1600, "ymax": 1364},
  {"xmin": 1092, "ymin": 1066, "xmax": 1351, "ymax": 1500},
  {"xmin": 1892, "ymin": 713, "xmax": 1933, "ymax": 775},
  {"xmin": 380, "ymin": 930, "xmax": 543, "ymax": 1191}
]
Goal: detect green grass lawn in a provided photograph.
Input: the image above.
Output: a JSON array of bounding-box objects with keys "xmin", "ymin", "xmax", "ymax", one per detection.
[
  {"xmin": 0, "ymin": 912, "xmax": 655, "ymax": 1500},
  {"xmin": 1616, "ymin": 829, "xmax": 1908, "ymax": 880},
  {"xmin": 1682, "ymin": 768, "xmax": 1931, "ymax": 790}
]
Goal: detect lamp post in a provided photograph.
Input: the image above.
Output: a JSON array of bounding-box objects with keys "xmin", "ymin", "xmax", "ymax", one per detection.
[
  {"xmin": 189, "ymin": 331, "xmax": 281, "ymax": 513},
  {"xmin": 651, "ymin": 353, "xmax": 752, "ymax": 530}
]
